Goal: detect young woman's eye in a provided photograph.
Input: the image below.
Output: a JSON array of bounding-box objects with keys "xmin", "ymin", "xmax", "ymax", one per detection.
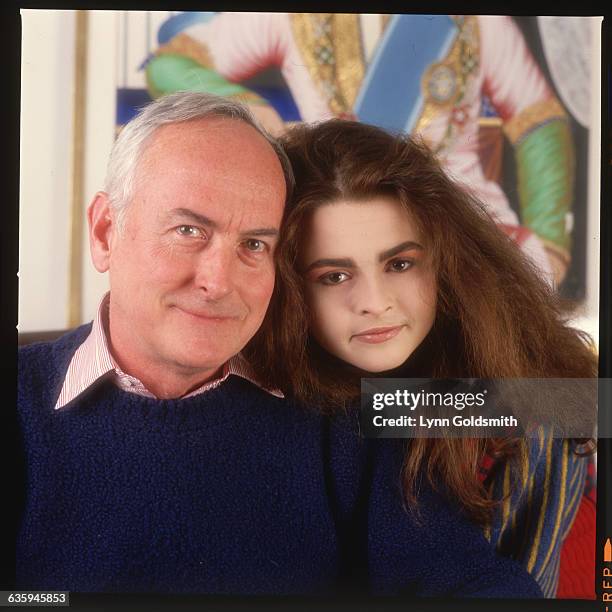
[
  {"xmin": 319, "ymin": 271, "xmax": 350, "ymax": 285},
  {"xmin": 243, "ymin": 238, "xmax": 267, "ymax": 253},
  {"xmin": 176, "ymin": 225, "xmax": 204, "ymax": 239},
  {"xmin": 387, "ymin": 258, "xmax": 414, "ymax": 273}
]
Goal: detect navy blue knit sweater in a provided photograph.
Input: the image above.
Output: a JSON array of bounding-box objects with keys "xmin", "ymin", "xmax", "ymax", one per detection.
[{"xmin": 16, "ymin": 325, "xmax": 541, "ymax": 597}]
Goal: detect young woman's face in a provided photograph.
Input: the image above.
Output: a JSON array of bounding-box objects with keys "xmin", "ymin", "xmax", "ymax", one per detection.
[{"xmin": 300, "ymin": 196, "xmax": 437, "ymax": 373}]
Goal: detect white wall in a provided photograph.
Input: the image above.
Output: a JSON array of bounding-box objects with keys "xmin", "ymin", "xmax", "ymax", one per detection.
[
  {"xmin": 80, "ymin": 11, "xmax": 117, "ymax": 323},
  {"xmin": 19, "ymin": 10, "xmax": 75, "ymax": 331},
  {"xmin": 19, "ymin": 10, "xmax": 119, "ymax": 332}
]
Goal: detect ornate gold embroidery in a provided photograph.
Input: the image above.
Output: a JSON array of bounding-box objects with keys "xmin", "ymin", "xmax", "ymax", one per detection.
[
  {"xmin": 503, "ymin": 98, "xmax": 567, "ymax": 145},
  {"xmin": 333, "ymin": 15, "xmax": 366, "ymax": 110},
  {"xmin": 415, "ymin": 16, "xmax": 480, "ymax": 148},
  {"xmin": 290, "ymin": 13, "xmax": 365, "ymax": 114},
  {"xmin": 155, "ymin": 32, "xmax": 214, "ymax": 69}
]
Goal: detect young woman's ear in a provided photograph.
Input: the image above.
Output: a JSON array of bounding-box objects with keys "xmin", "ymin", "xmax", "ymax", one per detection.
[{"xmin": 87, "ymin": 192, "xmax": 115, "ymax": 273}]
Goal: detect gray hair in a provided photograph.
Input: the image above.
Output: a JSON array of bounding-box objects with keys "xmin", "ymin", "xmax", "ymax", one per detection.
[{"xmin": 104, "ymin": 91, "xmax": 294, "ymax": 231}]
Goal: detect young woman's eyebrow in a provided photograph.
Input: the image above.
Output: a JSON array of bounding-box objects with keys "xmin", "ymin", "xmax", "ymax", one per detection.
[
  {"xmin": 378, "ymin": 241, "xmax": 423, "ymax": 262},
  {"xmin": 304, "ymin": 258, "xmax": 355, "ymax": 273}
]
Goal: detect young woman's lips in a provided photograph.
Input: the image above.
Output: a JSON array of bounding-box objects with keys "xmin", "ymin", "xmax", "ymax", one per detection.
[{"xmin": 351, "ymin": 325, "xmax": 404, "ymax": 344}]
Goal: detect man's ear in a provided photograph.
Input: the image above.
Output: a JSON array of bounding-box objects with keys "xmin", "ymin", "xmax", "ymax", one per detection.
[{"xmin": 88, "ymin": 192, "xmax": 116, "ymax": 273}]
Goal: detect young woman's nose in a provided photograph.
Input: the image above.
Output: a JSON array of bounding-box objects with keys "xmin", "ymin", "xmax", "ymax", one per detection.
[{"xmin": 352, "ymin": 275, "xmax": 393, "ymax": 316}]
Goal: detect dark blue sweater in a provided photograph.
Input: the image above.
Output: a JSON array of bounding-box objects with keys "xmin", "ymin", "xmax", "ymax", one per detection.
[{"xmin": 16, "ymin": 326, "xmax": 541, "ymax": 597}]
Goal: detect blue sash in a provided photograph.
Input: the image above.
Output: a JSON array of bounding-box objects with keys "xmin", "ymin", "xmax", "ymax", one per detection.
[{"xmin": 354, "ymin": 15, "xmax": 458, "ymax": 134}]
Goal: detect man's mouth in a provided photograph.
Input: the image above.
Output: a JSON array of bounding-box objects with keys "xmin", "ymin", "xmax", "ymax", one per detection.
[
  {"xmin": 351, "ymin": 325, "xmax": 405, "ymax": 344},
  {"xmin": 173, "ymin": 305, "xmax": 239, "ymax": 321}
]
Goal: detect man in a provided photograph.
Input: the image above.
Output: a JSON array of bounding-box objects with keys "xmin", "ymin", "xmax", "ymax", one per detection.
[
  {"xmin": 16, "ymin": 92, "xmax": 541, "ymax": 597},
  {"xmin": 17, "ymin": 92, "xmax": 292, "ymax": 591}
]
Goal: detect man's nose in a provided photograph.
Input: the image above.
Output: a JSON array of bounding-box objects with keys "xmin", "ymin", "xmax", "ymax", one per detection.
[
  {"xmin": 352, "ymin": 275, "xmax": 393, "ymax": 316},
  {"xmin": 194, "ymin": 243, "xmax": 235, "ymax": 300}
]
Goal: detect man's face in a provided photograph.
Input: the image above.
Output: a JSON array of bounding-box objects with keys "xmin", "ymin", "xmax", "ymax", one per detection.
[{"xmin": 100, "ymin": 117, "xmax": 286, "ymax": 381}]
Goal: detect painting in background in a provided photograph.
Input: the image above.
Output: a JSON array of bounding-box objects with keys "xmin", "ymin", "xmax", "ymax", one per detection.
[{"xmin": 116, "ymin": 12, "xmax": 594, "ymax": 300}]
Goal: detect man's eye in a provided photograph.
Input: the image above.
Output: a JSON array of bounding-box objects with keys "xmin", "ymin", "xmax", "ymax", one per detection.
[
  {"xmin": 243, "ymin": 239, "xmax": 266, "ymax": 253},
  {"xmin": 387, "ymin": 258, "xmax": 414, "ymax": 273},
  {"xmin": 176, "ymin": 225, "xmax": 204, "ymax": 238},
  {"xmin": 319, "ymin": 271, "xmax": 350, "ymax": 285}
]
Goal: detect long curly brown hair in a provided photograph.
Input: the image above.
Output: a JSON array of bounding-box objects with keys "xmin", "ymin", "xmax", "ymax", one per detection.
[{"xmin": 244, "ymin": 119, "xmax": 597, "ymax": 524}]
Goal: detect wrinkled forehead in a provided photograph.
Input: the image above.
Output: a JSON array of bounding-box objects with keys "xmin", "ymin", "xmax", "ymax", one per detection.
[
  {"xmin": 140, "ymin": 117, "xmax": 282, "ymax": 172},
  {"xmin": 136, "ymin": 117, "xmax": 286, "ymax": 194},
  {"xmin": 142, "ymin": 117, "xmax": 256, "ymax": 162}
]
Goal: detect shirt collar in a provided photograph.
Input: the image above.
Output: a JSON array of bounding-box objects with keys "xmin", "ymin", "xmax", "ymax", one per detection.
[{"xmin": 54, "ymin": 293, "xmax": 283, "ymax": 409}]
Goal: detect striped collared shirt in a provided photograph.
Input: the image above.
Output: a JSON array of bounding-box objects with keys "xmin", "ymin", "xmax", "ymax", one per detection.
[{"xmin": 54, "ymin": 293, "xmax": 282, "ymax": 409}]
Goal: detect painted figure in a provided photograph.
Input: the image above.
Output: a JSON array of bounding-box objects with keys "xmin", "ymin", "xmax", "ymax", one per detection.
[{"xmin": 146, "ymin": 13, "xmax": 575, "ymax": 286}]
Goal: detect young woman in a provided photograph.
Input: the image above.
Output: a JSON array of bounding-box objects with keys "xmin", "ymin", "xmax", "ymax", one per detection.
[{"xmin": 246, "ymin": 119, "xmax": 597, "ymax": 597}]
